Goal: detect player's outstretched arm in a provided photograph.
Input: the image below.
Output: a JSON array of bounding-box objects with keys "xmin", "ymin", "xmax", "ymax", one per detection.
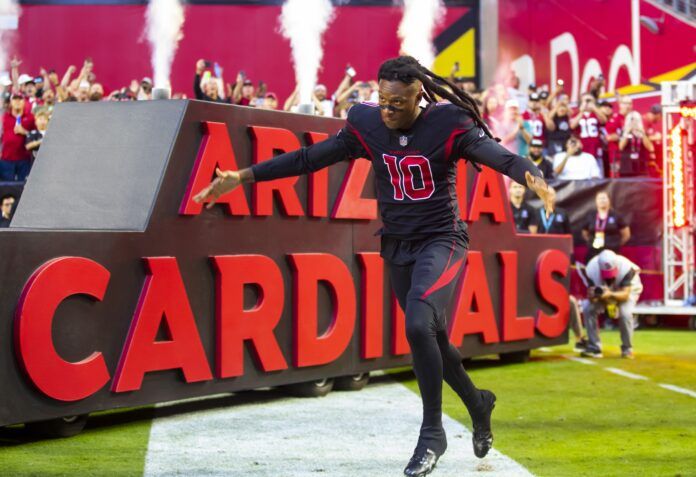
[
  {"xmin": 193, "ymin": 167, "xmax": 251, "ymax": 209},
  {"xmin": 456, "ymin": 123, "xmax": 553, "ymax": 216},
  {"xmin": 193, "ymin": 130, "xmax": 365, "ymax": 209}
]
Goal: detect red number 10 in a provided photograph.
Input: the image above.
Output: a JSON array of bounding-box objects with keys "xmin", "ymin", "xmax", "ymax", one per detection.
[{"xmin": 382, "ymin": 154, "xmax": 435, "ymax": 200}]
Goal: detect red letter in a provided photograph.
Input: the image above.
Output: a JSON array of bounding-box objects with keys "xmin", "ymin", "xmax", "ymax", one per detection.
[
  {"xmin": 212, "ymin": 255, "xmax": 288, "ymax": 377},
  {"xmin": 113, "ymin": 257, "xmax": 212, "ymax": 392},
  {"xmin": 331, "ymin": 160, "xmax": 378, "ymax": 219},
  {"xmin": 391, "ymin": 292, "xmax": 410, "ymax": 355},
  {"xmin": 468, "ymin": 166, "xmax": 506, "ymax": 222},
  {"xmin": 288, "ymin": 254, "xmax": 356, "ymax": 367},
  {"xmin": 307, "ymin": 132, "xmax": 329, "ymax": 217},
  {"xmin": 536, "ymin": 249, "xmax": 570, "ymax": 338},
  {"xmin": 15, "ymin": 257, "xmax": 110, "ymax": 402},
  {"xmin": 449, "ymin": 252, "xmax": 499, "ymax": 345},
  {"xmin": 357, "ymin": 253, "xmax": 383, "ymax": 359},
  {"xmin": 499, "ymin": 251, "xmax": 535, "ymax": 341},
  {"xmin": 180, "ymin": 121, "xmax": 250, "ymax": 216},
  {"xmin": 249, "ymin": 126, "xmax": 304, "ymax": 216}
]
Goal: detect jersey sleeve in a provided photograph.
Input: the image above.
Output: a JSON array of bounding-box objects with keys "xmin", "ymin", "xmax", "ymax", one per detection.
[
  {"xmin": 250, "ymin": 110, "xmax": 367, "ymax": 182},
  {"xmin": 453, "ymin": 110, "xmax": 543, "ymax": 185}
]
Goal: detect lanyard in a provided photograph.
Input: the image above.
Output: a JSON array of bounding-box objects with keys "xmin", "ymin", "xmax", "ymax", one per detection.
[
  {"xmin": 540, "ymin": 209, "xmax": 555, "ymax": 232},
  {"xmin": 595, "ymin": 213, "xmax": 608, "ymax": 232}
]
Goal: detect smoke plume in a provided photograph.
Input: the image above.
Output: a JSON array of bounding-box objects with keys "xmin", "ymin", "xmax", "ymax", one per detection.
[
  {"xmin": 0, "ymin": 0, "xmax": 20, "ymax": 74},
  {"xmin": 397, "ymin": 0, "xmax": 445, "ymax": 68},
  {"xmin": 145, "ymin": 0, "xmax": 185, "ymax": 89},
  {"xmin": 279, "ymin": 0, "xmax": 335, "ymax": 105}
]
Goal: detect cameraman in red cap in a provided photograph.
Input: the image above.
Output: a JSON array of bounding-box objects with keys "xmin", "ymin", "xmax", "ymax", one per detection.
[{"xmin": 580, "ymin": 250, "xmax": 643, "ymax": 359}]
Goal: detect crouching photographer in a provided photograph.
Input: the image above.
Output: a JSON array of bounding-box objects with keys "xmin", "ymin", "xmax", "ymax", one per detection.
[{"xmin": 581, "ymin": 250, "xmax": 643, "ymax": 359}]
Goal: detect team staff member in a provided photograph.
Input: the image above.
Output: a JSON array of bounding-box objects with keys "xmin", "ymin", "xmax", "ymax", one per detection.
[
  {"xmin": 509, "ymin": 181, "xmax": 536, "ymax": 233},
  {"xmin": 530, "ymin": 186, "xmax": 570, "ymax": 235},
  {"xmin": 193, "ymin": 56, "xmax": 553, "ymax": 477},
  {"xmin": 582, "ymin": 191, "xmax": 630, "ymax": 261}
]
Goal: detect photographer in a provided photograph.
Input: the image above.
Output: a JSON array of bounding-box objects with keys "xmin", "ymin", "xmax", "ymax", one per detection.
[
  {"xmin": 618, "ymin": 111, "xmax": 653, "ymax": 176},
  {"xmin": 580, "ymin": 250, "xmax": 643, "ymax": 359}
]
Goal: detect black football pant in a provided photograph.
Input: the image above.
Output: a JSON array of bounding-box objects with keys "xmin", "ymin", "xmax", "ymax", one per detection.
[{"xmin": 382, "ymin": 233, "xmax": 484, "ymax": 455}]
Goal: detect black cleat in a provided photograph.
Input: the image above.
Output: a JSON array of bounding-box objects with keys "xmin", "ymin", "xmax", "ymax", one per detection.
[
  {"xmin": 404, "ymin": 448, "xmax": 441, "ymax": 477},
  {"xmin": 472, "ymin": 389, "xmax": 496, "ymax": 458}
]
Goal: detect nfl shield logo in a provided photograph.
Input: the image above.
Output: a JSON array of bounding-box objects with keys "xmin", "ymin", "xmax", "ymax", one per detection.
[{"xmin": 399, "ymin": 135, "xmax": 408, "ymax": 147}]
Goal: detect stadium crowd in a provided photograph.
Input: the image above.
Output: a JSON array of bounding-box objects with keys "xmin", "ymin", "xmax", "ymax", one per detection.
[{"xmin": 0, "ymin": 56, "xmax": 663, "ymax": 184}]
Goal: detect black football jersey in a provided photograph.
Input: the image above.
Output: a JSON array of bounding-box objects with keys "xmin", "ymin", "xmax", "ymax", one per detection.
[{"xmin": 251, "ymin": 102, "xmax": 541, "ymax": 239}]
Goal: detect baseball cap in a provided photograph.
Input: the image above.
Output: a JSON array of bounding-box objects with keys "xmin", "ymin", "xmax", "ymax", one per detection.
[
  {"xmin": 18, "ymin": 74, "xmax": 32, "ymax": 85},
  {"xmin": 530, "ymin": 138, "xmax": 544, "ymax": 147},
  {"xmin": 141, "ymin": 77, "xmax": 153, "ymax": 85},
  {"xmin": 598, "ymin": 100, "xmax": 612, "ymax": 109},
  {"xmin": 314, "ymin": 83, "xmax": 327, "ymax": 92},
  {"xmin": 265, "ymin": 92, "xmax": 277, "ymax": 100},
  {"xmin": 598, "ymin": 250, "xmax": 619, "ymax": 280},
  {"xmin": 243, "ymin": 79, "xmax": 253, "ymax": 86},
  {"xmin": 529, "ymin": 92, "xmax": 540, "ymax": 101},
  {"xmin": 504, "ymin": 99, "xmax": 520, "ymax": 109}
]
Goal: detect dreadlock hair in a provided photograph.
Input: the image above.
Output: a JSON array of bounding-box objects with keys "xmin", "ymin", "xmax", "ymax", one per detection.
[{"xmin": 377, "ymin": 55, "xmax": 497, "ymax": 141}]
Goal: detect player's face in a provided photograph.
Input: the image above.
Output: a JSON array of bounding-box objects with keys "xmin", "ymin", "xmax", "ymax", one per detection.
[{"xmin": 378, "ymin": 79, "xmax": 423, "ymax": 130}]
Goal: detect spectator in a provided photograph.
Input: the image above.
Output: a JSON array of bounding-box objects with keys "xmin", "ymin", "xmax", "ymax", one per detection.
[
  {"xmin": 508, "ymin": 181, "xmax": 535, "ymax": 233},
  {"xmin": 570, "ymin": 93, "xmax": 607, "ymax": 165},
  {"xmin": 0, "ymin": 193, "xmax": 15, "ymax": 227},
  {"xmin": 580, "ymin": 250, "xmax": 643, "ymax": 359},
  {"xmin": 582, "ymin": 191, "xmax": 630, "ymax": 261},
  {"xmin": 1, "ymin": 93, "xmax": 35, "ymax": 181},
  {"xmin": 643, "ymin": 104, "xmax": 662, "ymax": 175},
  {"xmin": 521, "ymin": 92, "xmax": 547, "ymax": 142},
  {"xmin": 605, "ymin": 96, "xmax": 632, "ymax": 177},
  {"xmin": 497, "ymin": 99, "xmax": 530, "ymax": 156},
  {"xmin": 231, "ymin": 72, "xmax": 255, "ymax": 106},
  {"xmin": 530, "ymin": 186, "xmax": 570, "ymax": 234},
  {"xmin": 546, "ymin": 96, "xmax": 572, "ymax": 155},
  {"xmin": 26, "ymin": 107, "xmax": 49, "ymax": 159},
  {"xmin": 89, "ymin": 83, "xmax": 104, "ymax": 102},
  {"xmin": 138, "ymin": 78, "xmax": 153, "ymax": 101},
  {"xmin": 313, "ymin": 84, "xmax": 334, "ymax": 117},
  {"xmin": 618, "ymin": 111, "xmax": 653, "ymax": 176},
  {"xmin": 527, "ymin": 138, "xmax": 554, "ymax": 179},
  {"xmin": 552, "ymin": 135, "xmax": 601, "ymax": 180},
  {"xmin": 260, "ymin": 92, "xmax": 278, "ymax": 110},
  {"xmin": 194, "ymin": 60, "xmax": 226, "ymax": 103},
  {"xmin": 481, "ymin": 95, "xmax": 500, "ymax": 130}
]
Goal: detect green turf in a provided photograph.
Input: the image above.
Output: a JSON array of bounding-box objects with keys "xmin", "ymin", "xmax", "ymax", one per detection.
[
  {"xmin": 396, "ymin": 329, "xmax": 696, "ymax": 477},
  {"xmin": 0, "ymin": 406, "xmax": 154, "ymax": 477}
]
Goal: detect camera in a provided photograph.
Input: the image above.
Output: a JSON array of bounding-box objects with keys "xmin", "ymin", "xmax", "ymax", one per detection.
[{"xmin": 591, "ymin": 286, "xmax": 604, "ymax": 298}]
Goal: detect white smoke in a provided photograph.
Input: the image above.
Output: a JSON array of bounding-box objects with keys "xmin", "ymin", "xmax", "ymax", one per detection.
[
  {"xmin": 145, "ymin": 0, "xmax": 185, "ymax": 89},
  {"xmin": 280, "ymin": 0, "xmax": 335, "ymax": 105},
  {"xmin": 0, "ymin": 0, "xmax": 20, "ymax": 74},
  {"xmin": 397, "ymin": 0, "xmax": 445, "ymax": 68}
]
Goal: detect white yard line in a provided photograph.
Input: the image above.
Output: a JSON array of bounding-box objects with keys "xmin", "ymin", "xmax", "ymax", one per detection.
[
  {"xmin": 562, "ymin": 355, "xmax": 598, "ymax": 365},
  {"xmin": 658, "ymin": 384, "xmax": 696, "ymax": 399},
  {"xmin": 604, "ymin": 367, "xmax": 650, "ymax": 381},
  {"xmin": 562, "ymin": 354, "xmax": 696, "ymax": 400},
  {"xmin": 144, "ymin": 379, "xmax": 534, "ymax": 477}
]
